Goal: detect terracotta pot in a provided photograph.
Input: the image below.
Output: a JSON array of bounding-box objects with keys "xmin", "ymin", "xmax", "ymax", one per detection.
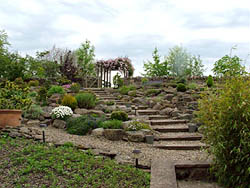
[{"xmin": 0, "ymin": 109, "xmax": 22, "ymax": 128}]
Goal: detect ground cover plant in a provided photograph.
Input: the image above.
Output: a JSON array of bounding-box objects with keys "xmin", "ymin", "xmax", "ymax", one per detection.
[{"xmin": 0, "ymin": 135, "xmax": 150, "ymax": 188}]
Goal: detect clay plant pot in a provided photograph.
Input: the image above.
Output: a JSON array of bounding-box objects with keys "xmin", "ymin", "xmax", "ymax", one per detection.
[{"xmin": 0, "ymin": 110, "xmax": 22, "ymax": 128}]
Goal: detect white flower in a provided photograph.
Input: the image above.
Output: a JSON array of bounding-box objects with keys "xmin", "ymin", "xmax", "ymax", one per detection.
[{"xmin": 51, "ymin": 106, "xmax": 73, "ymax": 120}]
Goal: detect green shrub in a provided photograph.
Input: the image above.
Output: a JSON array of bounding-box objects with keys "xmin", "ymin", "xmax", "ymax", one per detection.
[
  {"xmin": 66, "ymin": 115, "xmax": 105, "ymax": 135},
  {"xmin": 113, "ymin": 73, "xmax": 124, "ymax": 88},
  {"xmin": 28, "ymin": 91, "xmax": 38, "ymax": 98},
  {"xmin": 111, "ymin": 111, "xmax": 128, "ymax": 121},
  {"xmin": 75, "ymin": 92, "xmax": 96, "ymax": 109},
  {"xmin": 125, "ymin": 121, "xmax": 151, "ymax": 131},
  {"xmin": 106, "ymin": 101, "xmax": 115, "ymax": 106},
  {"xmin": 69, "ymin": 83, "xmax": 81, "ymax": 93},
  {"xmin": 37, "ymin": 87, "xmax": 47, "ymax": 102},
  {"xmin": 28, "ymin": 80, "xmax": 39, "ymax": 87},
  {"xmin": 58, "ymin": 77, "xmax": 71, "ymax": 85},
  {"xmin": 14, "ymin": 77, "xmax": 24, "ymax": 85},
  {"xmin": 141, "ymin": 77, "xmax": 149, "ymax": 85},
  {"xmin": 146, "ymin": 89, "xmax": 160, "ymax": 96},
  {"xmin": 47, "ymin": 85, "xmax": 65, "ymax": 96},
  {"xmin": 176, "ymin": 83, "xmax": 187, "ymax": 92},
  {"xmin": 23, "ymin": 104, "xmax": 44, "ymax": 119},
  {"xmin": 119, "ymin": 85, "xmax": 136, "ymax": 95},
  {"xmin": 195, "ymin": 76, "xmax": 250, "ymax": 188},
  {"xmin": 206, "ymin": 75, "xmax": 214, "ymax": 87},
  {"xmin": 128, "ymin": 90, "xmax": 136, "ymax": 97},
  {"xmin": 62, "ymin": 94, "xmax": 78, "ymax": 110},
  {"xmin": 176, "ymin": 77, "xmax": 187, "ymax": 84},
  {"xmin": 101, "ymin": 120, "xmax": 123, "ymax": 129},
  {"xmin": 188, "ymin": 83, "xmax": 198, "ymax": 90}
]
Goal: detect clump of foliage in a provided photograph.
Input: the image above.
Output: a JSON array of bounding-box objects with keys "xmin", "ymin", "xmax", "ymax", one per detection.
[
  {"xmin": 176, "ymin": 83, "xmax": 187, "ymax": 92},
  {"xmin": 119, "ymin": 85, "xmax": 136, "ymax": 95},
  {"xmin": 125, "ymin": 121, "xmax": 152, "ymax": 131},
  {"xmin": 47, "ymin": 85, "xmax": 65, "ymax": 97},
  {"xmin": 128, "ymin": 90, "xmax": 137, "ymax": 97},
  {"xmin": 206, "ymin": 75, "xmax": 214, "ymax": 87},
  {"xmin": 58, "ymin": 77, "xmax": 71, "ymax": 85},
  {"xmin": 75, "ymin": 92, "xmax": 96, "ymax": 109},
  {"xmin": 113, "ymin": 73, "xmax": 124, "ymax": 88},
  {"xmin": 141, "ymin": 77, "xmax": 149, "ymax": 85},
  {"xmin": 188, "ymin": 82, "xmax": 198, "ymax": 90},
  {"xmin": 146, "ymin": 89, "xmax": 161, "ymax": 96},
  {"xmin": 111, "ymin": 111, "xmax": 128, "ymax": 121},
  {"xmin": 36, "ymin": 86, "xmax": 47, "ymax": 103},
  {"xmin": 101, "ymin": 120, "xmax": 123, "ymax": 129},
  {"xmin": 105, "ymin": 101, "xmax": 115, "ymax": 106},
  {"xmin": 0, "ymin": 136, "xmax": 150, "ymax": 187},
  {"xmin": 195, "ymin": 76, "xmax": 250, "ymax": 188},
  {"xmin": 69, "ymin": 83, "xmax": 81, "ymax": 93},
  {"xmin": 66, "ymin": 115, "xmax": 105, "ymax": 135},
  {"xmin": 0, "ymin": 81, "xmax": 32, "ymax": 110},
  {"xmin": 51, "ymin": 106, "xmax": 73, "ymax": 120},
  {"xmin": 28, "ymin": 91, "xmax": 38, "ymax": 98},
  {"xmin": 28, "ymin": 80, "xmax": 39, "ymax": 87},
  {"xmin": 62, "ymin": 94, "xmax": 78, "ymax": 110},
  {"xmin": 176, "ymin": 77, "xmax": 187, "ymax": 84},
  {"xmin": 23, "ymin": 104, "xmax": 44, "ymax": 119},
  {"xmin": 14, "ymin": 77, "xmax": 24, "ymax": 85}
]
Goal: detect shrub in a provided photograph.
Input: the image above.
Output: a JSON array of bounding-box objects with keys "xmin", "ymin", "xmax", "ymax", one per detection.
[
  {"xmin": 113, "ymin": 73, "xmax": 124, "ymax": 88},
  {"xmin": 28, "ymin": 91, "xmax": 38, "ymax": 98},
  {"xmin": 195, "ymin": 76, "xmax": 250, "ymax": 188},
  {"xmin": 28, "ymin": 80, "xmax": 39, "ymax": 87},
  {"xmin": 106, "ymin": 101, "xmax": 115, "ymax": 106},
  {"xmin": 111, "ymin": 111, "xmax": 128, "ymax": 121},
  {"xmin": 101, "ymin": 120, "xmax": 123, "ymax": 129},
  {"xmin": 37, "ymin": 86, "xmax": 47, "ymax": 102},
  {"xmin": 206, "ymin": 75, "xmax": 214, "ymax": 87},
  {"xmin": 62, "ymin": 94, "xmax": 78, "ymax": 110},
  {"xmin": 176, "ymin": 83, "xmax": 187, "ymax": 92},
  {"xmin": 75, "ymin": 92, "xmax": 96, "ymax": 109},
  {"xmin": 141, "ymin": 77, "xmax": 149, "ymax": 85},
  {"xmin": 128, "ymin": 90, "xmax": 136, "ymax": 97},
  {"xmin": 66, "ymin": 115, "xmax": 105, "ymax": 135},
  {"xmin": 51, "ymin": 106, "xmax": 73, "ymax": 120},
  {"xmin": 23, "ymin": 104, "xmax": 44, "ymax": 119},
  {"xmin": 188, "ymin": 83, "xmax": 198, "ymax": 90},
  {"xmin": 125, "ymin": 121, "xmax": 151, "ymax": 131},
  {"xmin": 119, "ymin": 85, "xmax": 136, "ymax": 95},
  {"xmin": 69, "ymin": 83, "xmax": 81, "ymax": 93},
  {"xmin": 47, "ymin": 85, "xmax": 65, "ymax": 97},
  {"xmin": 14, "ymin": 77, "xmax": 24, "ymax": 85},
  {"xmin": 176, "ymin": 77, "xmax": 187, "ymax": 84},
  {"xmin": 58, "ymin": 77, "xmax": 71, "ymax": 85},
  {"xmin": 146, "ymin": 89, "xmax": 160, "ymax": 96}
]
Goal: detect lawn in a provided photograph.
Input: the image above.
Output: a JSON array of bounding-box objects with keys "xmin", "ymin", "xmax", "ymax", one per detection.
[{"xmin": 0, "ymin": 134, "xmax": 150, "ymax": 188}]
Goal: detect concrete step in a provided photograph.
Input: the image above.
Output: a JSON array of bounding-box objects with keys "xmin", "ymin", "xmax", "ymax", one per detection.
[
  {"xmin": 156, "ymin": 133, "xmax": 202, "ymax": 141},
  {"xmin": 154, "ymin": 144, "xmax": 205, "ymax": 150},
  {"xmin": 150, "ymin": 119, "xmax": 187, "ymax": 126},
  {"xmin": 137, "ymin": 110, "xmax": 158, "ymax": 116},
  {"xmin": 148, "ymin": 115, "xmax": 169, "ymax": 120},
  {"xmin": 153, "ymin": 125, "xmax": 188, "ymax": 132}
]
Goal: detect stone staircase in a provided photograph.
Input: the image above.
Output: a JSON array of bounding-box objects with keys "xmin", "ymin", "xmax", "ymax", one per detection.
[{"xmin": 87, "ymin": 88, "xmax": 205, "ymax": 151}]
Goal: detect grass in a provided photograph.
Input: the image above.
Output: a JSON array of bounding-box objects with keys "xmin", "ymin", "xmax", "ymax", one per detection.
[{"xmin": 0, "ymin": 134, "xmax": 150, "ymax": 188}]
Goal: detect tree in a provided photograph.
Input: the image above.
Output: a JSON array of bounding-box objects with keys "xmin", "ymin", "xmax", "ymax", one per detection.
[
  {"xmin": 143, "ymin": 47, "xmax": 170, "ymax": 77},
  {"xmin": 212, "ymin": 55, "xmax": 246, "ymax": 77},
  {"xmin": 185, "ymin": 55, "xmax": 205, "ymax": 77},
  {"xmin": 76, "ymin": 40, "xmax": 96, "ymax": 87}
]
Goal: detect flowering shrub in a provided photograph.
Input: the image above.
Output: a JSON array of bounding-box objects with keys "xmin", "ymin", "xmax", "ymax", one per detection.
[
  {"xmin": 125, "ymin": 121, "xmax": 151, "ymax": 131},
  {"xmin": 51, "ymin": 106, "xmax": 73, "ymax": 120}
]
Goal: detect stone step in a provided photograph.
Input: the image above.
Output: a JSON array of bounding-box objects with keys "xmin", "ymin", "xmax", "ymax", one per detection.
[
  {"xmin": 83, "ymin": 88, "xmax": 105, "ymax": 91},
  {"xmin": 150, "ymin": 119, "xmax": 187, "ymax": 126},
  {"xmin": 115, "ymin": 101, "xmax": 132, "ymax": 105},
  {"xmin": 148, "ymin": 115, "xmax": 169, "ymax": 120},
  {"xmin": 99, "ymin": 96, "xmax": 117, "ymax": 100},
  {"xmin": 131, "ymin": 106, "xmax": 148, "ymax": 110},
  {"xmin": 156, "ymin": 133, "xmax": 202, "ymax": 141},
  {"xmin": 137, "ymin": 110, "xmax": 158, "ymax": 116},
  {"xmin": 153, "ymin": 125, "xmax": 188, "ymax": 132},
  {"xmin": 154, "ymin": 144, "xmax": 205, "ymax": 150}
]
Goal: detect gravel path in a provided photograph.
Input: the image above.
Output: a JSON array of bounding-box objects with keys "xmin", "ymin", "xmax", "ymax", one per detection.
[{"xmin": 32, "ymin": 126, "xmax": 210, "ymax": 167}]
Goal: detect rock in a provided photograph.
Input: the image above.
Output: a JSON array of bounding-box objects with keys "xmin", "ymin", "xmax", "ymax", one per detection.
[
  {"xmin": 33, "ymin": 135, "xmax": 43, "ymax": 140},
  {"xmin": 103, "ymin": 129, "xmax": 125, "ymax": 141},
  {"xmin": 178, "ymin": 113, "xmax": 193, "ymax": 120},
  {"xmin": 132, "ymin": 98, "xmax": 144, "ymax": 104},
  {"xmin": 183, "ymin": 96, "xmax": 192, "ymax": 103},
  {"xmin": 19, "ymin": 127, "xmax": 30, "ymax": 134},
  {"xmin": 171, "ymin": 108, "xmax": 180, "ymax": 117},
  {"xmin": 89, "ymin": 110, "xmax": 105, "ymax": 116},
  {"xmin": 48, "ymin": 94, "xmax": 62, "ymax": 103},
  {"xmin": 160, "ymin": 107, "xmax": 173, "ymax": 115},
  {"xmin": 172, "ymin": 96, "xmax": 179, "ymax": 104},
  {"xmin": 26, "ymin": 120, "xmax": 40, "ymax": 127},
  {"xmin": 140, "ymin": 129, "xmax": 153, "ymax": 136},
  {"xmin": 9, "ymin": 131, "xmax": 22, "ymax": 138},
  {"xmin": 122, "ymin": 121, "xmax": 133, "ymax": 130},
  {"xmin": 21, "ymin": 118, "xmax": 29, "ymax": 124},
  {"xmin": 72, "ymin": 114, "xmax": 81, "ymax": 118},
  {"xmin": 148, "ymin": 100, "xmax": 156, "ymax": 108},
  {"xmin": 153, "ymin": 103, "xmax": 163, "ymax": 110},
  {"xmin": 52, "ymin": 119, "xmax": 66, "ymax": 129},
  {"xmin": 74, "ymin": 108, "xmax": 89, "ymax": 115},
  {"xmin": 124, "ymin": 131, "xmax": 145, "ymax": 142},
  {"xmin": 92, "ymin": 128, "xmax": 104, "ymax": 137},
  {"xmin": 164, "ymin": 94, "xmax": 174, "ymax": 101},
  {"xmin": 115, "ymin": 154, "xmax": 133, "ymax": 165},
  {"xmin": 39, "ymin": 116, "xmax": 45, "ymax": 121},
  {"xmin": 50, "ymin": 103, "xmax": 59, "ymax": 107},
  {"xmin": 40, "ymin": 119, "xmax": 52, "ymax": 126},
  {"xmin": 42, "ymin": 112, "xmax": 51, "ymax": 118}
]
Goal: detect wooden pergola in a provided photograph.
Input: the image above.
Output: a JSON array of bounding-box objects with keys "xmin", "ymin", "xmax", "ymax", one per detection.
[{"xmin": 96, "ymin": 57, "xmax": 134, "ymax": 88}]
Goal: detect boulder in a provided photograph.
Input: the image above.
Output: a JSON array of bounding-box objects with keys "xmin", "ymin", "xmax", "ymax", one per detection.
[
  {"xmin": 124, "ymin": 131, "xmax": 145, "ymax": 142},
  {"xmin": 103, "ymin": 129, "xmax": 125, "ymax": 141},
  {"xmin": 72, "ymin": 114, "xmax": 81, "ymax": 118},
  {"xmin": 26, "ymin": 120, "xmax": 40, "ymax": 127},
  {"xmin": 89, "ymin": 110, "xmax": 105, "ymax": 116},
  {"xmin": 160, "ymin": 107, "xmax": 173, "ymax": 115},
  {"xmin": 48, "ymin": 94, "xmax": 62, "ymax": 103},
  {"xmin": 122, "ymin": 121, "xmax": 133, "ymax": 130},
  {"xmin": 52, "ymin": 119, "xmax": 66, "ymax": 129},
  {"xmin": 171, "ymin": 108, "xmax": 180, "ymax": 117},
  {"xmin": 164, "ymin": 94, "xmax": 174, "ymax": 101},
  {"xmin": 92, "ymin": 128, "xmax": 104, "ymax": 137},
  {"xmin": 153, "ymin": 103, "xmax": 163, "ymax": 110},
  {"xmin": 74, "ymin": 108, "xmax": 89, "ymax": 115}
]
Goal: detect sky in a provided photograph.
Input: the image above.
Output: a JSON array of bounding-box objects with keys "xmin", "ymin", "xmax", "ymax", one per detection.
[{"xmin": 0, "ymin": 0, "xmax": 250, "ymax": 76}]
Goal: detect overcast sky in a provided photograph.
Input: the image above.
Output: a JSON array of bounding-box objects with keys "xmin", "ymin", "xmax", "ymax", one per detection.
[{"xmin": 0, "ymin": 0, "xmax": 250, "ymax": 76}]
